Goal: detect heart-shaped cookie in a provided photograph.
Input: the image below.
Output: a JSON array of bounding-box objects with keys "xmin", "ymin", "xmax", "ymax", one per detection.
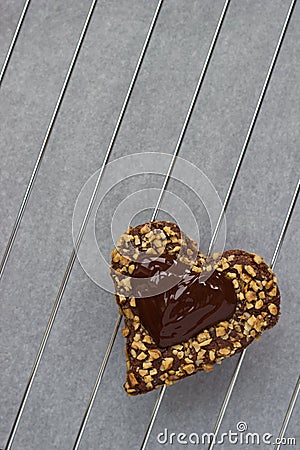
[{"xmin": 111, "ymin": 221, "xmax": 280, "ymax": 395}]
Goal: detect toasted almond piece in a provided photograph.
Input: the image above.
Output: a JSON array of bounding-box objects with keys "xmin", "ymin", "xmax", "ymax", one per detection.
[
  {"xmin": 250, "ymin": 280, "xmax": 259, "ymax": 292},
  {"xmin": 209, "ymin": 350, "xmax": 215, "ymax": 361},
  {"xmin": 112, "ymin": 253, "xmax": 120, "ymax": 263},
  {"xmin": 269, "ymin": 286, "xmax": 277, "ymax": 297},
  {"xmin": 219, "ymin": 348, "xmax": 231, "ymax": 356},
  {"xmin": 137, "ymin": 352, "xmax": 147, "ymax": 360},
  {"xmin": 245, "ymin": 290, "xmax": 256, "ymax": 302},
  {"xmin": 241, "ymin": 273, "xmax": 252, "ymax": 283},
  {"xmin": 160, "ymin": 373, "xmax": 168, "ymax": 381},
  {"xmin": 247, "ymin": 316, "xmax": 256, "ymax": 327},
  {"xmin": 233, "ymin": 341, "xmax": 242, "ymax": 348},
  {"xmin": 255, "ymin": 299, "xmax": 264, "ymax": 309},
  {"xmin": 232, "ymin": 279, "xmax": 239, "ymax": 289},
  {"xmin": 245, "ymin": 265, "xmax": 256, "ymax": 277},
  {"xmin": 143, "ymin": 362, "xmax": 152, "ymax": 369},
  {"xmin": 196, "ymin": 349, "xmax": 206, "ymax": 360},
  {"xmin": 268, "ymin": 303, "xmax": 278, "ymax": 315},
  {"xmin": 122, "ymin": 327, "xmax": 129, "ymax": 337},
  {"xmin": 183, "ymin": 364, "xmax": 195, "ymax": 374},
  {"xmin": 226, "ymin": 272, "xmax": 236, "ymax": 279},
  {"xmin": 129, "ymin": 297, "xmax": 136, "ymax": 307},
  {"xmin": 192, "ymin": 341, "xmax": 202, "ymax": 352},
  {"xmin": 123, "ymin": 308, "xmax": 134, "ymax": 319},
  {"xmin": 120, "ymin": 255, "xmax": 131, "ymax": 266},
  {"xmin": 128, "ymin": 372, "xmax": 138, "ymax": 386},
  {"xmin": 140, "ymin": 224, "xmax": 150, "ymax": 234},
  {"xmin": 254, "ymin": 319, "xmax": 263, "ymax": 332},
  {"xmin": 198, "ymin": 338, "xmax": 212, "ymax": 347},
  {"xmin": 253, "ymin": 254, "xmax": 263, "ymax": 264},
  {"xmin": 197, "ymin": 331, "xmax": 210, "ymax": 343},
  {"xmin": 173, "ymin": 344, "xmax": 183, "ymax": 350},
  {"xmin": 144, "ymin": 375, "xmax": 153, "ymax": 383},
  {"xmin": 132, "ymin": 340, "xmax": 147, "ymax": 351},
  {"xmin": 233, "ymin": 264, "xmax": 243, "ymax": 274},
  {"xmin": 265, "ymin": 279, "xmax": 273, "ymax": 289},
  {"xmin": 163, "ymin": 226, "xmax": 175, "ymax": 235},
  {"xmin": 219, "ymin": 321, "xmax": 229, "ymax": 328},
  {"xmin": 149, "ymin": 349, "xmax": 162, "ymax": 360},
  {"xmin": 216, "ymin": 326, "xmax": 226, "ymax": 337},
  {"xmin": 118, "ymin": 294, "xmax": 126, "ymax": 304},
  {"xmin": 162, "ymin": 357, "xmax": 174, "ymax": 371},
  {"xmin": 142, "ymin": 335, "xmax": 153, "ymax": 344},
  {"xmin": 127, "ymin": 388, "xmax": 136, "ymax": 394},
  {"xmin": 128, "ymin": 265, "xmax": 135, "ymax": 275}
]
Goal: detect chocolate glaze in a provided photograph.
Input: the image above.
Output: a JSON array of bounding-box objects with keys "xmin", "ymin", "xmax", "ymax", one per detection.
[{"xmin": 132, "ymin": 254, "xmax": 237, "ymax": 347}]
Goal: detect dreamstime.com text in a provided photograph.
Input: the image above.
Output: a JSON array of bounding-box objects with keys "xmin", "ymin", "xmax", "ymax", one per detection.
[{"xmin": 157, "ymin": 421, "xmax": 296, "ymax": 446}]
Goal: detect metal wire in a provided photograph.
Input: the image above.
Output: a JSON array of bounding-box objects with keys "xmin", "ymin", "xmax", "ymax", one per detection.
[
  {"xmin": 151, "ymin": 0, "xmax": 231, "ymax": 222},
  {"xmin": 140, "ymin": 2, "xmax": 297, "ymax": 448},
  {"xmin": 0, "ymin": 0, "xmax": 31, "ymax": 86},
  {"xmin": 0, "ymin": 0, "xmax": 98, "ymax": 282},
  {"xmin": 140, "ymin": 385, "xmax": 167, "ymax": 450},
  {"xmin": 72, "ymin": 2, "xmax": 231, "ymax": 447},
  {"xmin": 270, "ymin": 179, "xmax": 300, "ymax": 268},
  {"xmin": 274, "ymin": 375, "xmax": 300, "ymax": 450},
  {"xmin": 72, "ymin": 315, "xmax": 122, "ymax": 450},
  {"xmin": 207, "ymin": 178, "xmax": 299, "ymax": 450},
  {"xmin": 4, "ymin": 1, "xmax": 164, "ymax": 448},
  {"xmin": 208, "ymin": 0, "xmax": 297, "ymax": 256}
]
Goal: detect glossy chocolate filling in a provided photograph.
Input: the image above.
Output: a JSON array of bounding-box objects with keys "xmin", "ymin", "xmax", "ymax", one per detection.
[{"xmin": 131, "ymin": 254, "xmax": 237, "ymax": 347}]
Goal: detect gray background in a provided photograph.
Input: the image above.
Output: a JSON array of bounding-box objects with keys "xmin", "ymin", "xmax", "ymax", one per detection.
[{"xmin": 0, "ymin": 0, "xmax": 299, "ymax": 449}]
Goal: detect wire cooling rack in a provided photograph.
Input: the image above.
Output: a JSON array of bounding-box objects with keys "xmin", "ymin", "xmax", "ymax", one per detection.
[{"xmin": 0, "ymin": 1, "xmax": 299, "ymax": 449}]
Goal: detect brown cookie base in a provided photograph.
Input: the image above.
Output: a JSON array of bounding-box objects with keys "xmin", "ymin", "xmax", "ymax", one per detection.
[{"xmin": 111, "ymin": 221, "xmax": 280, "ymax": 395}]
